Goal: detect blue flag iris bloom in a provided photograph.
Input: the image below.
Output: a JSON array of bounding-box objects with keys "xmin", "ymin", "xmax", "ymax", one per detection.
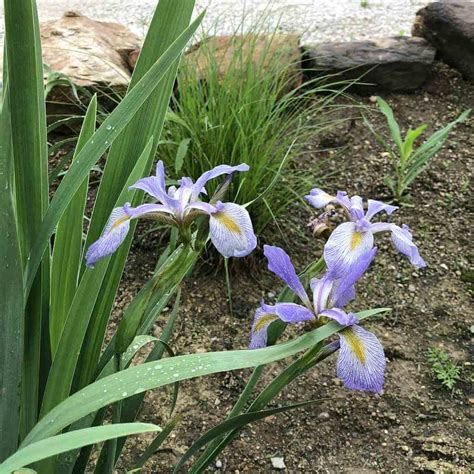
[
  {"xmin": 305, "ymin": 188, "xmax": 426, "ymax": 275},
  {"xmin": 250, "ymin": 245, "xmax": 385, "ymax": 394},
  {"xmin": 85, "ymin": 161, "xmax": 256, "ymax": 267}
]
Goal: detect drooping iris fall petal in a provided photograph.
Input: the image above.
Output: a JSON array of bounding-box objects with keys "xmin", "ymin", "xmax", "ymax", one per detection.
[
  {"xmin": 85, "ymin": 207, "xmax": 131, "ymax": 268},
  {"xmin": 208, "ymin": 202, "xmax": 256, "ymax": 258},
  {"xmin": 337, "ymin": 325, "xmax": 385, "ymax": 393}
]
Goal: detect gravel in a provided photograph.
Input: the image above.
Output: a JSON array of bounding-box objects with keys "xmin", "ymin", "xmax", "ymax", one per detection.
[{"xmin": 0, "ymin": 0, "xmax": 429, "ymax": 47}]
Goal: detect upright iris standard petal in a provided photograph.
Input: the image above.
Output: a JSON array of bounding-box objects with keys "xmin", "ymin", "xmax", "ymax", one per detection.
[
  {"xmin": 330, "ymin": 247, "xmax": 377, "ymax": 308},
  {"xmin": 192, "ymin": 164, "xmax": 249, "ymax": 200},
  {"xmin": 390, "ymin": 224, "xmax": 426, "ymax": 268},
  {"xmin": 337, "ymin": 325, "xmax": 385, "ymax": 393},
  {"xmin": 85, "ymin": 207, "xmax": 131, "ymax": 268},
  {"xmin": 366, "ymin": 199, "xmax": 398, "ymax": 220},
  {"xmin": 349, "ymin": 195, "xmax": 365, "ymax": 221},
  {"xmin": 209, "ymin": 202, "xmax": 256, "ymax": 257},
  {"xmin": 264, "ymin": 245, "xmax": 311, "ymax": 306},
  {"xmin": 310, "ymin": 275, "xmax": 333, "ymax": 314},
  {"xmin": 324, "ymin": 222, "xmax": 374, "ymax": 277}
]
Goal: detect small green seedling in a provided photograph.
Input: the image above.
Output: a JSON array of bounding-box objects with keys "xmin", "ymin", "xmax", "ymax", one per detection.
[
  {"xmin": 427, "ymin": 347, "xmax": 461, "ymax": 392},
  {"xmin": 366, "ymin": 97, "xmax": 470, "ymax": 202}
]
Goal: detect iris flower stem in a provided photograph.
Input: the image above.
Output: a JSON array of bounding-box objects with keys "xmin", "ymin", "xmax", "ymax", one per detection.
[{"xmin": 224, "ymin": 258, "xmax": 233, "ymax": 316}]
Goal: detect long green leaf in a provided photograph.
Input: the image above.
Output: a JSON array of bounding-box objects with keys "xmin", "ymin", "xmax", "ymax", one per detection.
[
  {"xmin": 376, "ymin": 96, "xmax": 402, "ymax": 153},
  {"xmin": 0, "ymin": 90, "xmax": 24, "ymax": 461},
  {"xmin": 39, "ymin": 139, "xmax": 154, "ymax": 418},
  {"xmin": 113, "ymin": 289, "xmax": 183, "ymax": 463},
  {"xmin": 77, "ymin": 0, "xmax": 198, "ymax": 391},
  {"xmin": 49, "ymin": 96, "xmax": 97, "ymax": 354},
  {"xmin": 4, "ymin": 0, "xmax": 50, "ymax": 440},
  {"xmin": 24, "ymin": 10, "xmax": 205, "ymax": 296},
  {"xmin": 22, "ymin": 309, "xmax": 388, "ymax": 446},
  {"xmin": 134, "ymin": 416, "xmax": 181, "ymax": 469},
  {"xmin": 0, "ymin": 424, "xmax": 161, "ymax": 474},
  {"xmin": 56, "ymin": 334, "xmax": 170, "ymax": 473},
  {"xmin": 401, "ymin": 124, "xmax": 427, "ymax": 164}
]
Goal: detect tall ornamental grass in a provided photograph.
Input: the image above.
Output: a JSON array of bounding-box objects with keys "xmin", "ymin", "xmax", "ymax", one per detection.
[{"xmin": 160, "ymin": 28, "xmax": 346, "ymax": 233}]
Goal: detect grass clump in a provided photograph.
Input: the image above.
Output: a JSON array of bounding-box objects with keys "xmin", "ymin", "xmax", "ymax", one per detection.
[{"xmin": 159, "ymin": 29, "xmax": 343, "ymax": 234}]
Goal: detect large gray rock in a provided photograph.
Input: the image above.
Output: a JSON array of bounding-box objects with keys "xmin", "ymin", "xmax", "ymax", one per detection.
[
  {"xmin": 413, "ymin": 0, "xmax": 474, "ymax": 80},
  {"xmin": 302, "ymin": 36, "xmax": 436, "ymax": 93}
]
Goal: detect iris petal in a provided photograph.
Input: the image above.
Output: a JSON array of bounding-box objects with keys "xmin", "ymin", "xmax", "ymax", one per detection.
[
  {"xmin": 320, "ymin": 308, "xmax": 357, "ymax": 326},
  {"xmin": 366, "ymin": 199, "xmax": 398, "ymax": 221},
  {"xmin": 305, "ymin": 188, "xmax": 336, "ymax": 208},
  {"xmin": 264, "ymin": 245, "xmax": 310, "ymax": 306},
  {"xmin": 209, "ymin": 202, "xmax": 256, "ymax": 257},
  {"xmin": 337, "ymin": 325, "xmax": 385, "ymax": 393},
  {"xmin": 192, "ymin": 164, "xmax": 249, "ymax": 200},
  {"xmin": 85, "ymin": 207, "xmax": 131, "ymax": 268},
  {"xmin": 249, "ymin": 304, "xmax": 278, "ymax": 349},
  {"xmin": 324, "ymin": 222, "xmax": 374, "ymax": 277},
  {"xmin": 390, "ymin": 224, "xmax": 426, "ymax": 268},
  {"xmin": 249, "ymin": 302, "xmax": 314, "ymax": 349}
]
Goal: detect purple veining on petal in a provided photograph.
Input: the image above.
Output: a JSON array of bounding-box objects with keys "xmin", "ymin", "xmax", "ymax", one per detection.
[{"xmin": 337, "ymin": 325, "xmax": 385, "ymax": 393}]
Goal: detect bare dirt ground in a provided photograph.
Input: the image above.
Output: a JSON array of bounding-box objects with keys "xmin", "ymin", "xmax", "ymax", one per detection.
[{"xmin": 100, "ymin": 62, "xmax": 473, "ymax": 472}]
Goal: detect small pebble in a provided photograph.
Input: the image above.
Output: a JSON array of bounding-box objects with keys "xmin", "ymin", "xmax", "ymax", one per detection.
[
  {"xmin": 318, "ymin": 411, "xmax": 330, "ymax": 420},
  {"xmin": 215, "ymin": 460, "xmax": 223, "ymax": 469},
  {"xmin": 271, "ymin": 457, "xmax": 286, "ymax": 470}
]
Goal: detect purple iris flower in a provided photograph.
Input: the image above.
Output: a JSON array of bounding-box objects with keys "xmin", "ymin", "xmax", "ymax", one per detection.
[
  {"xmin": 305, "ymin": 189, "xmax": 426, "ymax": 276},
  {"xmin": 85, "ymin": 161, "xmax": 257, "ymax": 267},
  {"xmin": 250, "ymin": 245, "xmax": 385, "ymax": 393}
]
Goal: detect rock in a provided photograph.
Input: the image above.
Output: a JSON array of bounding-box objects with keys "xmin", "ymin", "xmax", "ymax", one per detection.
[
  {"xmin": 302, "ymin": 36, "xmax": 436, "ymax": 93},
  {"xmin": 42, "ymin": 11, "xmax": 141, "ymax": 88},
  {"xmin": 182, "ymin": 34, "xmax": 302, "ymax": 93},
  {"xmin": 413, "ymin": 0, "xmax": 474, "ymax": 81},
  {"xmin": 270, "ymin": 457, "xmax": 286, "ymax": 470},
  {"xmin": 317, "ymin": 411, "xmax": 330, "ymax": 420},
  {"xmin": 41, "ymin": 11, "xmax": 141, "ymax": 119}
]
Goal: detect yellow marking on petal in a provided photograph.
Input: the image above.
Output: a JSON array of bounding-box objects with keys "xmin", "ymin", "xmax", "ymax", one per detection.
[
  {"xmin": 214, "ymin": 212, "xmax": 242, "ymax": 234},
  {"xmin": 351, "ymin": 231, "xmax": 363, "ymax": 250},
  {"xmin": 255, "ymin": 314, "xmax": 278, "ymax": 332},
  {"xmin": 342, "ymin": 328, "xmax": 366, "ymax": 364},
  {"xmin": 110, "ymin": 215, "xmax": 130, "ymax": 232}
]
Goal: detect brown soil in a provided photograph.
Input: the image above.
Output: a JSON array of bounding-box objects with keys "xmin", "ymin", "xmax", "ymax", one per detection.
[{"xmin": 104, "ymin": 63, "xmax": 473, "ymax": 473}]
